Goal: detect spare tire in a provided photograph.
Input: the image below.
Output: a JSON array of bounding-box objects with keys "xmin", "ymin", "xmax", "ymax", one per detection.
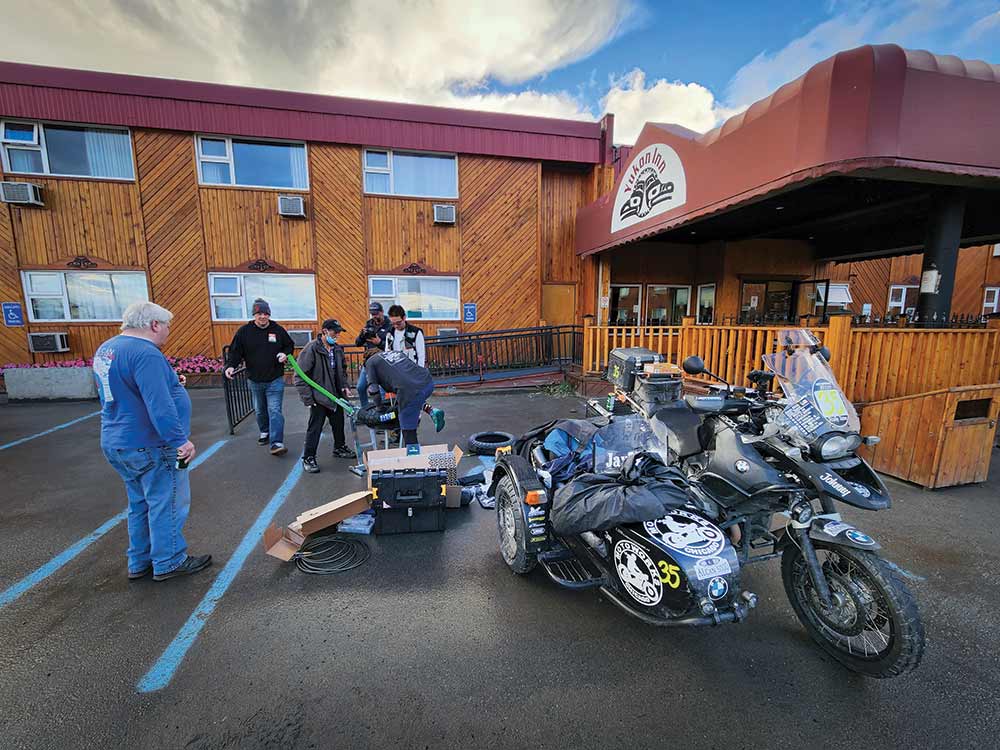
[{"xmin": 468, "ymin": 430, "xmax": 516, "ymax": 455}]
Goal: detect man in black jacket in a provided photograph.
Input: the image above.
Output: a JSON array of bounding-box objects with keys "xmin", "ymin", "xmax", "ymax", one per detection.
[
  {"xmin": 224, "ymin": 299, "xmax": 294, "ymax": 455},
  {"xmin": 363, "ymin": 349, "xmax": 444, "ymax": 446},
  {"xmin": 295, "ymin": 319, "xmax": 356, "ymax": 473},
  {"xmin": 355, "ymin": 301, "xmax": 391, "ymax": 407}
]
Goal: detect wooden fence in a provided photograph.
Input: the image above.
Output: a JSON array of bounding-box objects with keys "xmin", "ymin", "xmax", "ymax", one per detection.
[{"xmin": 583, "ymin": 316, "xmax": 1000, "ymax": 404}]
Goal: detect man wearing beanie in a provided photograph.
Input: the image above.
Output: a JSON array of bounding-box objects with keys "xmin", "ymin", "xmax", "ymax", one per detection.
[
  {"xmin": 294, "ymin": 319, "xmax": 355, "ymax": 473},
  {"xmin": 224, "ymin": 298, "xmax": 295, "ymax": 455}
]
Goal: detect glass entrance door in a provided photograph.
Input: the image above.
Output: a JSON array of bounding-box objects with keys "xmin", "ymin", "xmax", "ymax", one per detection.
[
  {"xmin": 740, "ymin": 280, "xmax": 797, "ymax": 323},
  {"xmin": 609, "ymin": 284, "xmax": 641, "ymax": 325},
  {"xmin": 645, "ymin": 285, "xmax": 691, "ymax": 325}
]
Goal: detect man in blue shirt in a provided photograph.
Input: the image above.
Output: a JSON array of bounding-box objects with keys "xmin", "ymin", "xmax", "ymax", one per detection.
[{"xmin": 93, "ymin": 302, "xmax": 212, "ymax": 582}]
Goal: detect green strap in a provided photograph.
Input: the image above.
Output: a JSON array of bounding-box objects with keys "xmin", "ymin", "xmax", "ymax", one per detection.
[{"xmin": 287, "ymin": 354, "xmax": 356, "ymax": 417}]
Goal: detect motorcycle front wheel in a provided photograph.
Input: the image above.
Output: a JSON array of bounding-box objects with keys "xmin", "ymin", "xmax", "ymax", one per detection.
[
  {"xmin": 495, "ymin": 476, "xmax": 537, "ymax": 574},
  {"xmin": 781, "ymin": 541, "xmax": 924, "ymax": 678}
]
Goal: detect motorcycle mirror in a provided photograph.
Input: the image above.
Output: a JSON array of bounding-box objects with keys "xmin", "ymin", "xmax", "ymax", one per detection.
[
  {"xmin": 819, "ymin": 346, "xmax": 832, "ymax": 361},
  {"xmin": 682, "ymin": 355, "xmax": 705, "ymax": 375}
]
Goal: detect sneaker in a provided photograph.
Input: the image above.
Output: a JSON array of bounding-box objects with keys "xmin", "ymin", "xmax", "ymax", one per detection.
[
  {"xmin": 257, "ymin": 433, "xmax": 269, "ymax": 446},
  {"xmin": 153, "ymin": 554, "xmax": 213, "ymax": 582},
  {"xmin": 128, "ymin": 566, "xmax": 152, "ymax": 580},
  {"xmin": 332, "ymin": 445, "xmax": 354, "ymax": 459},
  {"xmin": 429, "ymin": 408, "xmax": 446, "ymax": 433},
  {"xmin": 302, "ymin": 456, "xmax": 321, "ymax": 473},
  {"xmin": 270, "ymin": 442, "xmax": 288, "ymax": 456}
]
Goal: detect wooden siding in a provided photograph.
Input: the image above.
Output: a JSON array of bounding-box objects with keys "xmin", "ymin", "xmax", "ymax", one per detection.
[
  {"xmin": 310, "ymin": 144, "xmax": 367, "ymax": 337},
  {"xmin": 953, "ymin": 245, "xmax": 989, "ymax": 315},
  {"xmin": 134, "ymin": 129, "xmax": 213, "ymax": 356},
  {"xmin": 365, "ymin": 197, "xmax": 460, "ymax": 273},
  {"xmin": 0, "ymin": 170, "xmax": 29, "ymax": 363},
  {"xmin": 200, "ymin": 188, "xmax": 313, "ymax": 270},
  {"xmin": 26, "ymin": 323, "xmax": 120, "ymax": 363},
  {"xmin": 10, "ymin": 178, "xmax": 146, "ymax": 267},
  {"xmin": 459, "ymin": 157, "xmax": 540, "ymax": 332},
  {"xmin": 540, "ymin": 168, "xmax": 589, "ymax": 284}
]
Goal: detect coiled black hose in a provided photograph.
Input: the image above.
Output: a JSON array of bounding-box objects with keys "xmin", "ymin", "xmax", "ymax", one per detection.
[{"xmin": 293, "ymin": 532, "xmax": 371, "ymax": 575}]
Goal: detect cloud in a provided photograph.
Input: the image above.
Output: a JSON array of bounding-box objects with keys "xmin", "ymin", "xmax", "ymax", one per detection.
[{"xmin": 959, "ymin": 10, "xmax": 1000, "ymax": 44}]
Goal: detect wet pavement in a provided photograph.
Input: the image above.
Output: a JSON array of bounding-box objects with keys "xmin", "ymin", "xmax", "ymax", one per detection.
[{"xmin": 1, "ymin": 388, "xmax": 998, "ymax": 749}]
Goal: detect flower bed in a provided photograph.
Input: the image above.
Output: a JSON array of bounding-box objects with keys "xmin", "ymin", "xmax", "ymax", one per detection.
[{"xmin": 1, "ymin": 354, "xmax": 225, "ymax": 374}]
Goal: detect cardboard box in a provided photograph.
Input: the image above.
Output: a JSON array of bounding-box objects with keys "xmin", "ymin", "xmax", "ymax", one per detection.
[
  {"xmin": 263, "ymin": 490, "xmax": 372, "ymax": 561},
  {"xmin": 643, "ymin": 362, "xmax": 682, "ymax": 375},
  {"xmin": 366, "ymin": 444, "xmax": 463, "ymax": 487}
]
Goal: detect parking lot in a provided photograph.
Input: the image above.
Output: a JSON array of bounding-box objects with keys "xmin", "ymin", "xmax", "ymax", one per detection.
[{"xmin": 1, "ymin": 389, "xmax": 999, "ymax": 750}]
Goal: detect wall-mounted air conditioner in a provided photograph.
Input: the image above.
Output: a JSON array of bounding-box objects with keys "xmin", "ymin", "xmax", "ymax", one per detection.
[
  {"xmin": 432, "ymin": 204, "xmax": 456, "ymax": 224},
  {"xmin": 1, "ymin": 181, "xmax": 44, "ymax": 207},
  {"xmin": 277, "ymin": 195, "xmax": 306, "ymax": 217},
  {"xmin": 287, "ymin": 330, "xmax": 314, "ymax": 348},
  {"xmin": 436, "ymin": 327, "xmax": 459, "ymax": 341},
  {"xmin": 28, "ymin": 332, "xmax": 70, "ymax": 353}
]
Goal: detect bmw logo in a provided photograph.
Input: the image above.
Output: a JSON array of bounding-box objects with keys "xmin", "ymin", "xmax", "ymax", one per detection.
[
  {"xmin": 845, "ymin": 529, "xmax": 875, "ymax": 546},
  {"xmin": 708, "ymin": 576, "xmax": 729, "ymax": 600},
  {"xmin": 849, "ymin": 482, "xmax": 872, "ymax": 498},
  {"xmin": 735, "ymin": 460, "xmax": 751, "ymax": 473}
]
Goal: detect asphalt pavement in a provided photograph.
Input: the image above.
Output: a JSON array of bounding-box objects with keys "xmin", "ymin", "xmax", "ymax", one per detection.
[{"xmin": 0, "ymin": 388, "xmax": 998, "ymax": 750}]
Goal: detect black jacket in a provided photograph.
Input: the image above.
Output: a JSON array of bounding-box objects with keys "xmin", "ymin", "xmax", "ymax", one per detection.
[
  {"xmin": 225, "ymin": 321, "xmax": 294, "ymax": 382},
  {"xmin": 364, "ymin": 350, "xmax": 433, "ymax": 407},
  {"xmin": 294, "ymin": 338, "xmax": 349, "ymax": 409},
  {"xmin": 355, "ymin": 316, "xmax": 392, "ymax": 350}
]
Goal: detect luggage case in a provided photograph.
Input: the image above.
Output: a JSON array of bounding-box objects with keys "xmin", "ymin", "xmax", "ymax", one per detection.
[{"xmin": 371, "ymin": 468, "xmax": 448, "ymax": 508}]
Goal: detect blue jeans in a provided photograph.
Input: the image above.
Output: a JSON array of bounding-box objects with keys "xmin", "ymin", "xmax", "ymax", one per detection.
[
  {"xmin": 103, "ymin": 445, "xmax": 190, "ymax": 575},
  {"xmin": 357, "ymin": 367, "xmax": 369, "ymax": 408},
  {"xmin": 249, "ymin": 377, "xmax": 285, "ymax": 443},
  {"xmin": 399, "ymin": 381, "xmax": 435, "ymax": 430}
]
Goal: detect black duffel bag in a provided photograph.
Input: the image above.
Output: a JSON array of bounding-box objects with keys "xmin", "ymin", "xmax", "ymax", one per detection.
[{"xmin": 355, "ymin": 402, "xmax": 399, "ymax": 429}]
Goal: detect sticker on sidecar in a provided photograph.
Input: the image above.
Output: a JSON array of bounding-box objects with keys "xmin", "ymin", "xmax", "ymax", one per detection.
[
  {"xmin": 527, "ymin": 507, "xmax": 546, "ymax": 519},
  {"xmin": 613, "ymin": 539, "xmax": 663, "ymax": 606},
  {"xmin": 692, "ymin": 556, "xmax": 732, "ymax": 580},
  {"xmin": 528, "ymin": 525, "xmax": 547, "ymax": 536},
  {"xmin": 644, "ymin": 510, "xmax": 726, "ymax": 559}
]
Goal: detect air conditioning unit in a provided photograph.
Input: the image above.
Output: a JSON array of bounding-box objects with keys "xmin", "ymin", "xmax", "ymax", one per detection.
[
  {"xmin": 277, "ymin": 195, "xmax": 306, "ymax": 217},
  {"xmin": 432, "ymin": 204, "xmax": 456, "ymax": 224},
  {"xmin": 287, "ymin": 330, "xmax": 314, "ymax": 348},
  {"xmin": 436, "ymin": 327, "xmax": 459, "ymax": 341},
  {"xmin": 1, "ymin": 181, "xmax": 44, "ymax": 207},
  {"xmin": 28, "ymin": 332, "xmax": 70, "ymax": 353}
]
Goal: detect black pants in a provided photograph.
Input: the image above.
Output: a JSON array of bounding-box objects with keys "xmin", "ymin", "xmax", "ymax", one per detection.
[{"xmin": 303, "ymin": 404, "xmax": 345, "ymax": 457}]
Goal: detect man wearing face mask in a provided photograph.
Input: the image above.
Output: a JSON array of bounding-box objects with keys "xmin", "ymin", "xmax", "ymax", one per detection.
[{"xmin": 295, "ymin": 319, "xmax": 356, "ymax": 473}]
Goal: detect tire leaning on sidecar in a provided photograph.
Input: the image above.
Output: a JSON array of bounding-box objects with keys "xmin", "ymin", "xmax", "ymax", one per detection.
[{"xmin": 495, "ymin": 475, "xmax": 537, "ymax": 574}]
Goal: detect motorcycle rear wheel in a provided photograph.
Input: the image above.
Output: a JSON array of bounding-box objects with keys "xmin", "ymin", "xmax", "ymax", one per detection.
[
  {"xmin": 495, "ymin": 476, "xmax": 537, "ymax": 574},
  {"xmin": 781, "ymin": 541, "xmax": 924, "ymax": 678}
]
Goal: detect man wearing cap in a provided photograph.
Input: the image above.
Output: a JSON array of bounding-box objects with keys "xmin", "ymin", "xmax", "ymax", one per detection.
[
  {"xmin": 355, "ymin": 301, "xmax": 392, "ymax": 407},
  {"xmin": 224, "ymin": 299, "xmax": 295, "ymax": 456},
  {"xmin": 295, "ymin": 319, "xmax": 356, "ymax": 473}
]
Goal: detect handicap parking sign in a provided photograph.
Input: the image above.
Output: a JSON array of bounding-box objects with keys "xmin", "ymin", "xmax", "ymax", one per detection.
[
  {"xmin": 463, "ymin": 302, "xmax": 477, "ymax": 323},
  {"xmin": 2, "ymin": 302, "xmax": 24, "ymax": 327}
]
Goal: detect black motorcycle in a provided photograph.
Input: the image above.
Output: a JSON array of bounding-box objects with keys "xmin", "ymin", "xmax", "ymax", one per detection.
[{"xmin": 489, "ymin": 328, "xmax": 924, "ymax": 678}]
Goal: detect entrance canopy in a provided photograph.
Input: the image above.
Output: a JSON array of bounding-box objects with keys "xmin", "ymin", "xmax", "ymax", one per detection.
[{"xmin": 576, "ymin": 45, "xmax": 1000, "ymax": 261}]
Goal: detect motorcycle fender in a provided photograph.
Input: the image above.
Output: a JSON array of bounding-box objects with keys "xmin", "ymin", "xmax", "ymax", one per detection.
[
  {"xmin": 809, "ymin": 517, "xmax": 881, "ymax": 551},
  {"xmin": 489, "ymin": 455, "xmax": 550, "ymax": 551},
  {"xmin": 794, "ymin": 460, "xmax": 891, "ymax": 510}
]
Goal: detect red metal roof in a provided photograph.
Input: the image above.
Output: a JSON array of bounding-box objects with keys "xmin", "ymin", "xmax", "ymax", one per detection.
[
  {"xmin": 0, "ymin": 61, "xmax": 611, "ymax": 164},
  {"xmin": 576, "ymin": 44, "xmax": 1000, "ymax": 255}
]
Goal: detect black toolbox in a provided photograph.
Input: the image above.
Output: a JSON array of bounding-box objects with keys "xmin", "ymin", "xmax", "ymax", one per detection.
[
  {"xmin": 371, "ymin": 468, "xmax": 448, "ymax": 508},
  {"xmin": 606, "ymin": 347, "xmax": 664, "ymax": 391},
  {"xmin": 373, "ymin": 505, "xmax": 446, "ymax": 535}
]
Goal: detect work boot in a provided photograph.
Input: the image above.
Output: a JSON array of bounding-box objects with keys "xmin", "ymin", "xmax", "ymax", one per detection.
[
  {"xmin": 257, "ymin": 432, "xmax": 269, "ymax": 446},
  {"xmin": 332, "ymin": 445, "xmax": 354, "ymax": 459},
  {"xmin": 153, "ymin": 554, "xmax": 213, "ymax": 582},
  {"xmin": 270, "ymin": 442, "xmax": 287, "ymax": 456},
  {"xmin": 302, "ymin": 456, "xmax": 320, "ymax": 473},
  {"xmin": 429, "ymin": 408, "xmax": 446, "ymax": 433},
  {"xmin": 128, "ymin": 566, "xmax": 152, "ymax": 580}
]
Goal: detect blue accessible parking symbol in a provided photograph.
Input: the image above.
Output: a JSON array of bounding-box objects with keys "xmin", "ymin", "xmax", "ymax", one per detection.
[
  {"xmin": 2, "ymin": 302, "xmax": 24, "ymax": 327},
  {"xmin": 463, "ymin": 302, "xmax": 477, "ymax": 323}
]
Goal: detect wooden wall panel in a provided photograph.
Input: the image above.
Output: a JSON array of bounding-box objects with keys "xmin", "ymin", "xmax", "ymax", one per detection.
[
  {"xmin": 889, "ymin": 253, "xmax": 922, "ymax": 285},
  {"xmin": 365, "ymin": 197, "xmax": 460, "ymax": 272},
  {"xmin": 0, "ymin": 175, "xmax": 30, "ymax": 363},
  {"xmin": 459, "ymin": 157, "xmax": 539, "ymax": 332},
  {"xmin": 953, "ymin": 245, "xmax": 989, "ymax": 315},
  {"xmin": 986, "ymin": 244, "xmax": 1000, "ymax": 286},
  {"xmin": 846, "ymin": 257, "xmax": 892, "ymax": 316},
  {"xmin": 10, "ymin": 178, "xmax": 146, "ymax": 267},
  {"xmin": 200, "ymin": 188, "xmax": 313, "ymax": 270},
  {"xmin": 540, "ymin": 168, "xmax": 589, "ymax": 284},
  {"xmin": 310, "ymin": 144, "xmax": 368, "ymax": 337},
  {"xmin": 135, "ymin": 130, "xmax": 213, "ymax": 356},
  {"xmin": 27, "ymin": 323, "xmax": 120, "ymax": 363}
]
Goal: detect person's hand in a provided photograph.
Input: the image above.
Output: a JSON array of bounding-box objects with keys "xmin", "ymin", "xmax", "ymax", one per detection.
[
  {"xmin": 366, "ymin": 336, "xmax": 380, "ymax": 345},
  {"xmin": 304, "ymin": 399, "xmax": 316, "ymax": 409},
  {"xmin": 224, "ymin": 367, "xmax": 235, "ymax": 380},
  {"xmin": 343, "ymin": 388, "xmax": 354, "ymax": 398},
  {"xmin": 177, "ymin": 374, "xmax": 187, "ymax": 387},
  {"xmin": 177, "ymin": 440, "xmax": 196, "ymax": 462},
  {"xmin": 277, "ymin": 353, "xmax": 288, "ymax": 363}
]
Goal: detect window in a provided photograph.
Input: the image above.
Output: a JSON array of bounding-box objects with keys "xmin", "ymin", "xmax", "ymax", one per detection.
[
  {"xmin": 993, "ymin": 244, "xmax": 1000, "ymax": 258},
  {"xmin": 1, "ymin": 120, "xmax": 134, "ymax": 179},
  {"xmin": 815, "ymin": 282, "xmax": 852, "ymax": 311},
  {"xmin": 363, "ymin": 149, "xmax": 458, "ymax": 198},
  {"xmin": 888, "ymin": 285, "xmax": 918, "ymax": 316},
  {"xmin": 208, "ymin": 273, "xmax": 317, "ymax": 321},
  {"xmin": 21, "ymin": 271, "xmax": 148, "ymax": 322},
  {"xmin": 197, "ymin": 136, "xmax": 308, "ymax": 189},
  {"xmin": 367, "ymin": 276, "xmax": 460, "ymax": 320},
  {"xmin": 697, "ymin": 284, "xmax": 716, "ymax": 324},
  {"xmin": 984, "ymin": 287, "xmax": 1000, "ymax": 315},
  {"xmin": 645, "ymin": 284, "xmax": 690, "ymax": 325},
  {"xmin": 609, "ymin": 284, "xmax": 641, "ymax": 325}
]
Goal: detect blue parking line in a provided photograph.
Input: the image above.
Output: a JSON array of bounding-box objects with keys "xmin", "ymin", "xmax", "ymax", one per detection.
[
  {"xmin": 0, "ymin": 439, "xmax": 227, "ymax": 611},
  {"xmin": 0, "ymin": 410, "xmax": 100, "ymax": 451},
  {"xmin": 137, "ymin": 459, "xmax": 305, "ymax": 693}
]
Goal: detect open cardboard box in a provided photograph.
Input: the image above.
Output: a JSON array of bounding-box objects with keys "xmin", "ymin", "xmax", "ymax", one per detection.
[
  {"xmin": 263, "ymin": 490, "xmax": 372, "ymax": 561},
  {"xmin": 366, "ymin": 443, "xmax": 466, "ymax": 509}
]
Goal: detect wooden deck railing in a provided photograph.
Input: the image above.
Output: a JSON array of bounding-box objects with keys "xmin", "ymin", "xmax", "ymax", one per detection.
[{"xmin": 583, "ymin": 316, "xmax": 1000, "ymax": 403}]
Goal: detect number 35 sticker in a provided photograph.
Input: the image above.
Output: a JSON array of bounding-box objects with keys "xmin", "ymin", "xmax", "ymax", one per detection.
[
  {"xmin": 658, "ymin": 560, "xmax": 681, "ymax": 589},
  {"xmin": 813, "ymin": 379, "xmax": 849, "ymax": 426}
]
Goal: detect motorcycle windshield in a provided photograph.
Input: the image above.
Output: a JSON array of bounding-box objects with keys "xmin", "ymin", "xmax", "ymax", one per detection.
[{"xmin": 762, "ymin": 330, "xmax": 860, "ymax": 442}]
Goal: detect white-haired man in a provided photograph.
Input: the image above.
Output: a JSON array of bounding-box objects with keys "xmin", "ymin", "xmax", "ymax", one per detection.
[{"xmin": 93, "ymin": 302, "xmax": 212, "ymax": 582}]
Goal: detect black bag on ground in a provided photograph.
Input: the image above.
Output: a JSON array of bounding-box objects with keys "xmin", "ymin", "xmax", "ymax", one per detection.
[
  {"xmin": 355, "ymin": 402, "xmax": 399, "ymax": 429},
  {"xmin": 550, "ymin": 452, "xmax": 690, "ymax": 536}
]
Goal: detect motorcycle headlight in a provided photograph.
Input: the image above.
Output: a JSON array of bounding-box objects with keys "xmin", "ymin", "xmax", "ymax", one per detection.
[{"xmin": 812, "ymin": 432, "xmax": 862, "ymax": 460}]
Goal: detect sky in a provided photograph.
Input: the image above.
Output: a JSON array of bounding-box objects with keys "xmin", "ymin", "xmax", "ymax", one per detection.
[{"xmin": 4, "ymin": 0, "xmax": 999, "ymax": 145}]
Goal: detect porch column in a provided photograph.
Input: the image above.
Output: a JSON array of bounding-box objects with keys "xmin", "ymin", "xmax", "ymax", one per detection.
[{"xmin": 915, "ymin": 189, "xmax": 966, "ymax": 321}]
